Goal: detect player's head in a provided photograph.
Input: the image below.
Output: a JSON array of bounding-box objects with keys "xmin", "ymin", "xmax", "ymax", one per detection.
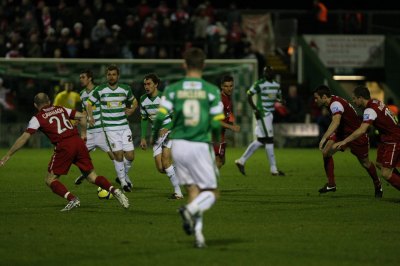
[
  {"xmin": 143, "ymin": 73, "xmax": 160, "ymax": 96},
  {"xmin": 183, "ymin": 47, "xmax": 206, "ymax": 72},
  {"xmin": 80, "ymin": 69, "xmax": 94, "ymax": 87},
  {"xmin": 106, "ymin": 64, "xmax": 120, "ymax": 86},
  {"xmin": 352, "ymin": 86, "xmax": 371, "ymax": 107},
  {"xmin": 220, "ymin": 75, "xmax": 234, "ymax": 96},
  {"xmin": 313, "ymin": 85, "xmax": 331, "ymax": 107},
  {"xmin": 34, "ymin": 93, "xmax": 51, "ymax": 110},
  {"xmin": 263, "ymin": 66, "xmax": 274, "ymax": 81}
]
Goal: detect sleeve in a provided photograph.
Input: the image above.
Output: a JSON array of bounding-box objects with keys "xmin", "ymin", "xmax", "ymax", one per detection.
[
  {"xmin": 247, "ymin": 82, "xmax": 258, "ymax": 96},
  {"xmin": 209, "ymin": 89, "xmax": 225, "ymax": 142},
  {"xmin": 330, "ymin": 101, "xmax": 344, "ymax": 115},
  {"xmin": 153, "ymin": 92, "xmax": 172, "ymax": 140},
  {"xmin": 64, "ymin": 107, "xmax": 76, "ymax": 119},
  {"xmin": 363, "ymin": 108, "xmax": 377, "ymax": 124},
  {"xmin": 25, "ymin": 116, "xmax": 40, "ymax": 134},
  {"xmin": 87, "ymin": 88, "xmax": 99, "ymax": 106}
]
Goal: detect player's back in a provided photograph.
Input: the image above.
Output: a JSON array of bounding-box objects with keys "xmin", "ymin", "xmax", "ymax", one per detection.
[
  {"xmin": 32, "ymin": 105, "xmax": 78, "ymax": 144},
  {"xmin": 330, "ymin": 95, "xmax": 361, "ymax": 134},
  {"xmin": 249, "ymin": 78, "xmax": 280, "ymax": 114},
  {"xmin": 167, "ymin": 77, "xmax": 221, "ymax": 143}
]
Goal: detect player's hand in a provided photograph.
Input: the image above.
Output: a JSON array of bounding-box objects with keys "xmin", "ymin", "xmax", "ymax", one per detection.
[
  {"xmin": 254, "ymin": 110, "xmax": 261, "ymax": 120},
  {"xmin": 333, "ymin": 141, "xmax": 344, "ymax": 150},
  {"xmin": 140, "ymin": 139, "xmax": 147, "ymax": 150},
  {"xmin": 125, "ymin": 107, "xmax": 135, "ymax": 116},
  {"xmin": 88, "ymin": 117, "xmax": 95, "ymax": 127},
  {"xmin": 159, "ymin": 128, "xmax": 168, "ymax": 137},
  {"xmin": 0, "ymin": 155, "xmax": 10, "ymax": 167},
  {"xmin": 231, "ymin": 124, "xmax": 241, "ymax": 132}
]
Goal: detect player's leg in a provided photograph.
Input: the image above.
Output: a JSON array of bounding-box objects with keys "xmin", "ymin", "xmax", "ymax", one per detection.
[
  {"xmin": 318, "ymin": 139, "xmax": 337, "ymax": 193},
  {"xmin": 107, "ymin": 131, "xmax": 131, "ymax": 192},
  {"xmin": 75, "ymin": 132, "xmax": 96, "ymax": 185},
  {"xmin": 161, "ymin": 146, "xmax": 183, "ymax": 199},
  {"xmin": 235, "ymin": 139, "xmax": 262, "ymax": 175},
  {"xmin": 378, "ymin": 143, "xmax": 400, "ymax": 191},
  {"xmin": 122, "ymin": 129, "xmax": 135, "ymax": 189}
]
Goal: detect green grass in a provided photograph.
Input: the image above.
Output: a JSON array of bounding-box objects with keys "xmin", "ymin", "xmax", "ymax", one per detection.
[{"xmin": 0, "ymin": 147, "xmax": 399, "ymax": 266}]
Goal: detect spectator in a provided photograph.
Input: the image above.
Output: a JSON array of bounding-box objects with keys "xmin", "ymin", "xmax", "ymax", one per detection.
[{"xmin": 313, "ymin": 0, "xmax": 328, "ymax": 33}]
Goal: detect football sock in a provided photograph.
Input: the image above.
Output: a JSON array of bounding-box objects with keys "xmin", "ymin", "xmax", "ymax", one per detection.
[
  {"xmin": 123, "ymin": 157, "xmax": 132, "ymax": 177},
  {"xmin": 387, "ymin": 171, "xmax": 400, "ymax": 190},
  {"xmin": 366, "ymin": 163, "xmax": 381, "ymax": 188},
  {"xmin": 113, "ymin": 160, "xmax": 125, "ymax": 181},
  {"xmin": 194, "ymin": 214, "xmax": 203, "ymax": 234},
  {"xmin": 50, "ymin": 180, "xmax": 75, "ymax": 201},
  {"xmin": 240, "ymin": 140, "xmax": 263, "ymax": 163},
  {"xmin": 95, "ymin": 176, "xmax": 114, "ymax": 193},
  {"xmin": 265, "ymin": 143, "xmax": 277, "ymax": 172},
  {"xmin": 165, "ymin": 165, "xmax": 182, "ymax": 195},
  {"xmin": 323, "ymin": 156, "xmax": 335, "ymax": 186},
  {"xmin": 186, "ymin": 191, "xmax": 216, "ymax": 215}
]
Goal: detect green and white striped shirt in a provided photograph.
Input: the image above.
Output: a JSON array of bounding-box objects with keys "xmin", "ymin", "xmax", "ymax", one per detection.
[
  {"xmin": 87, "ymin": 83, "xmax": 134, "ymax": 131},
  {"xmin": 248, "ymin": 78, "xmax": 281, "ymax": 115},
  {"xmin": 140, "ymin": 91, "xmax": 172, "ymax": 133},
  {"xmin": 80, "ymin": 87, "xmax": 103, "ymax": 133}
]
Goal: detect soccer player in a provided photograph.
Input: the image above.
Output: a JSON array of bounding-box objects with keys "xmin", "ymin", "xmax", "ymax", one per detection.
[
  {"xmin": 74, "ymin": 69, "xmax": 116, "ymax": 185},
  {"xmin": 86, "ymin": 64, "xmax": 137, "ymax": 192},
  {"xmin": 334, "ymin": 86, "xmax": 400, "ymax": 192},
  {"xmin": 234, "ymin": 66, "xmax": 285, "ymax": 176},
  {"xmin": 0, "ymin": 93, "xmax": 129, "ymax": 211},
  {"xmin": 314, "ymin": 85, "xmax": 382, "ymax": 197},
  {"xmin": 153, "ymin": 47, "xmax": 224, "ymax": 248},
  {"xmin": 213, "ymin": 75, "xmax": 240, "ymax": 169},
  {"xmin": 53, "ymin": 80, "xmax": 81, "ymax": 109},
  {"xmin": 139, "ymin": 73, "xmax": 183, "ymax": 199}
]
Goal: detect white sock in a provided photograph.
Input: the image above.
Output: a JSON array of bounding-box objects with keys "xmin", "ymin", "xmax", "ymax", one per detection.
[
  {"xmin": 165, "ymin": 165, "xmax": 182, "ymax": 195},
  {"xmin": 186, "ymin": 191, "xmax": 216, "ymax": 215},
  {"xmin": 124, "ymin": 157, "xmax": 132, "ymax": 176},
  {"xmin": 194, "ymin": 214, "xmax": 203, "ymax": 234},
  {"xmin": 265, "ymin": 144, "xmax": 277, "ymax": 172},
  {"xmin": 239, "ymin": 140, "xmax": 263, "ymax": 164},
  {"xmin": 113, "ymin": 160, "xmax": 125, "ymax": 181}
]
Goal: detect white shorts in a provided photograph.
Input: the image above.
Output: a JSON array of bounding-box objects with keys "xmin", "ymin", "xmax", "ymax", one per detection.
[
  {"xmin": 255, "ymin": 113, "xmax": 274, "ymax": 138},
  {"xmin": 105, "ymin": 129, "xmax": 134, "ymax": 152},
  {"xmin": 86, "ymin": 131, "xmax": 111, "ymax": 152},
  {"xmin": 153, "ymin": 131, "xmax": 172, "ymax": 157},
  {"xmin": 171, "ymin": 139, "xmax": 218, "ymax": 189}
]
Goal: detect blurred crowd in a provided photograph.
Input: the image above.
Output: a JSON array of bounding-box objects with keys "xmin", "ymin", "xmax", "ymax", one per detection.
[{"xmin": 0, "ymin": 0, "xmax": 252, "ymax": 59}]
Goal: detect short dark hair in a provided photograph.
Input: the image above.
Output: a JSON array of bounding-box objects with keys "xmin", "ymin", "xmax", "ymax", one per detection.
[
  {"xmin": 107, "ymin": 64, "xmax": 120, "ymax": 75},
  {"xmin": 144, "ymin": 73, "xmax": 161, "ymax": 85},
  {"xmin": 314, "ymin": 85, "xmax": 331, "ymax": 98},
  {"xmin": 353, "ymin": 86, "xmax": 371, "ymax": 100},
  {"xmin": 80, "ymin": 69, "xmax": 94, "ymax": 82},
  {"xmin": 183, "ymin": 48, "xmax": 206, "ymax": 70},
  {"xmin": 220, "ymin": 75, "xmax": 234, "ymax": 85}
]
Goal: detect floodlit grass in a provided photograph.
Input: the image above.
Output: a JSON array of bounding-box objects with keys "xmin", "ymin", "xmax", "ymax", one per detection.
[{"xmin": 0, "ymin": 147, "xmax": 399, "ymax": 265}]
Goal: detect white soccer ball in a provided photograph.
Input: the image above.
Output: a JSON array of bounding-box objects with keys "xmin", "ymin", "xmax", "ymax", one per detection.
[{"xmin": 97, "ymin": 187, "xmax": 113, "ymax": 199}]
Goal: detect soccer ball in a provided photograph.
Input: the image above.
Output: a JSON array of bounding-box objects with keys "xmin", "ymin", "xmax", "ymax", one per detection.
[{"xmin": 97, "ymin": 187, "xmax": 113, "ymax": 199}]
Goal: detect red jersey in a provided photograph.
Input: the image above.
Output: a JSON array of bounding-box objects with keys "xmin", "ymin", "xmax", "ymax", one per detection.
[
  {"xmin": 329, "ymin": 95, "xmax": 362, "ymax": 136},
  {"xmin": 363, "ymin": 99, "xmax": 400, "ymax": 143},
  {"xmin": 221, "ymin": 93, "xmax": 234, "ymax": 141},
  {"xmin": 26, "ymin": 105, "xmax": 78, "ymax": 144}
]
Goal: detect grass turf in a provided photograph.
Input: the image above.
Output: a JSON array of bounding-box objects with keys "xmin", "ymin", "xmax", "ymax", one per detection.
[{"xmin": 0, "ymin": 147, "xmax": 399, "ymax": 265}]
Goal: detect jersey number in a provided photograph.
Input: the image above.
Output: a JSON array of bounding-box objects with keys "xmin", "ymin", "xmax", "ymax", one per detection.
[
  {"xmin": 183, "ymin": 100, "xmax": 200, "ymax": 126},
  {"xmin": 49, "ymin": 113, "xmax": 74, "ymax": 134}
]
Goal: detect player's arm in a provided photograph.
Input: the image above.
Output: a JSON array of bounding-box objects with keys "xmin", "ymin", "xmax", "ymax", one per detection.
[
  {"xmin": 0, "ymin": 132, "xmax": 31, "ymax": 166},
  {"xmin": 152, "ymin": 107, "xmax": 168, "ymax": 142},
  {"xmin": 73, "ymin": 111, "xmax": 88, "ymax": 141},
  {"xmin": 247, "ymin": 90, "xmax": 261, "ymax": 119},
  {"xmin": 334, "ymin": 123, "xmax": 370, "ymax": 150},
  {"xmin": 319, "ymin": 113, "xmax": 341, "ymax": 150},
  {"xmin": 86, "ymin": 101, "xmax": 95, "ymax": 127},
  {"xmin": 125, "ymin": 98, "xmax": 138, "ymax": 116},
  {"xmin": 140, "ymin": 115, "xmax": 149, "ymax": 150},
  {"xmin": 220, "ymin": 121, "xmax": 240, "ymax": 132}
]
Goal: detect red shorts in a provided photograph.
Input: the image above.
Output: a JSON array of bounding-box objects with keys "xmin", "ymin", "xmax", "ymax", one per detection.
[
  {"xmin": 48, "ymin": 136, "xmax": 94, "ymax": 175},
  {"xmin": 328, "ymin": 132, "xmax": 369, "ymax": 159},
  {"xmin": 376, "ymin": 142, "xmax": 400, "ymax": 168},
  {"xmin": 213, "ymin": 142, "xmax": 226, "ymax": 157}
]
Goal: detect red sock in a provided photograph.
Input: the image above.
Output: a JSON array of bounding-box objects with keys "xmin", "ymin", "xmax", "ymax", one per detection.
[
  {"xmin": 366, "ymin": 163, "xmax": 381, "ymax": 188},
  {"xmin": 388, "ymin": 171, "xmax": 400, "ymax": 191},
  {"xmin": 324, "ymin": 156, "xmax": 335, "ymax": 186},
  {"xmin": 95, "ymin": 176, "xmax": 115, "ymax": 193},
  {"xmin": 50, "ymin": 180, "xmax": 75, "ymax": 201}
]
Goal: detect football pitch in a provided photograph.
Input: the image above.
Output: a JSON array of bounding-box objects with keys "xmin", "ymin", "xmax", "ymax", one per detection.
[{"xmin": 0, "ymin": 147, "xmax": 399, "ymax": 265}]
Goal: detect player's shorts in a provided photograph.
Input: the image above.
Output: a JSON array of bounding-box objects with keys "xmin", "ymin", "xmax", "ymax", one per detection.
[
  {"xmin": 49, "ymin": 136, "xmax": 93, "ymax": 175},
  {"xmin": 213, "ymin": 142, "xmax": 226, "ymax": 157},
  {"xmin": 255, "ymin": 113, "xmax": 274, "ymax": 138},
  {"xmin": 153, "ymin": 131, "xmax": 172, "ymax": 157},
  {"xmin": 376, "ymin": 142, "xmax": 400, "ymax": 168},
  {"xmin": 105, "ymin": 128, "xmax": 134, "ymax": 152},
  {"xmin": 328, "ymin": 132, "xmax": 369, "ymax": 159},
  {"xmin": 86, "ymin": 131, "xmax": 111, "ymax": 152},
  {"xmin": 171, "ymin": 139, "xmax": 218, "ymax": 189}
]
